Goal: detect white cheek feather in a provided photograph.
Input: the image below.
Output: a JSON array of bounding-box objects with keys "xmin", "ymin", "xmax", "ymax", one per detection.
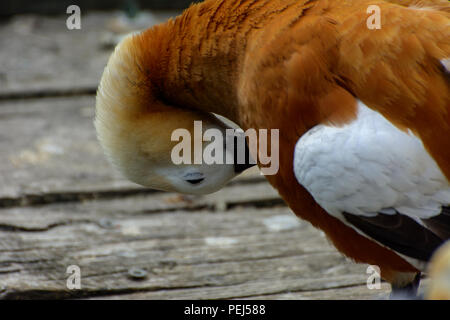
[{"xmin": 294, "ymin": 100, "xmax": 450, "ymax": 222}]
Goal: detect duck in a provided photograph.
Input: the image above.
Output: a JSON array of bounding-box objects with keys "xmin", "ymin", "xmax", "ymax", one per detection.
[{"xmin": 95, "ymin": 0, "xmax": 450, "ymax": 297}]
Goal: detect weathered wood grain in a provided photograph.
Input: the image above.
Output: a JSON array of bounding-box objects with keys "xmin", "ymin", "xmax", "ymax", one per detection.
[
  {"xmin": 0, "ymin": 182, "xmax": 281, "ymax": 230},
  {"xmin": 0, "ymin": 95, "xmax": 132, "ymax": 200},
  {"xmin": 90, "ymin": 282, "xmax": 395, "ymax": 300},
  {"xmin": 0, "ymin": 12, "xmax": 177, "ymax": 98},
  {"xmin": 0, "ymin": 191, "xmax": 382, "ymax": 300}
]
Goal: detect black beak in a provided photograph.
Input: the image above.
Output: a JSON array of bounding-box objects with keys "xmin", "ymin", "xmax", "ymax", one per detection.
[{"xmin": 233, "ymin": 135, "xmax": 256, "ymax": 173}]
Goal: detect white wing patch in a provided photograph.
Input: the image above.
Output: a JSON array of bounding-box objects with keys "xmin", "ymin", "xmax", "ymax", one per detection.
[
  {"xmin": 442, "ymin": 58, "xmax": 450, "ymax": 75},
  {"xmin": 293, "ymin": 101, "xmax": 450, "ymax": 222}
]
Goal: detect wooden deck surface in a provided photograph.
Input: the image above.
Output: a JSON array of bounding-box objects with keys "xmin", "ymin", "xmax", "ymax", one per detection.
[{"xmin": 0, "ymin": 11, "xmax": 398, "ymax": 300}]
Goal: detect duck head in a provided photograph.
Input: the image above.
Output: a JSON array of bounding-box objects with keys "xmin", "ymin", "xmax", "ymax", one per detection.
[{"xmin": 95, "ymin": 33, "xmax": 255, "ymax": 194}]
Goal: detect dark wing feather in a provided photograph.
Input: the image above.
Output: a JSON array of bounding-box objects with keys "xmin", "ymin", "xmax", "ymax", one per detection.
[
  {"xmin": 422, "ymin": 206, "xmax": 450, "ymax": 240},
  {"xmin": 343, "ymin": 211, "xmax": 445, "ymax": 262}
]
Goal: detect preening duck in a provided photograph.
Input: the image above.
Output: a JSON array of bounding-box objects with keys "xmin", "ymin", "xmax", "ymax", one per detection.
[{"xmin": 95, "ymin": 0, "xmax": 450, "ymax": 297}]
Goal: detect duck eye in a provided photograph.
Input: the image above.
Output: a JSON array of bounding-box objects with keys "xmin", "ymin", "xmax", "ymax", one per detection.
[
  {"xmin": 183, "ymin": 172, "xmax": 204, "ymax": 185},
  {"xmin": 186, "ymin": 178, "xmax": 205, "ymax": 185}
]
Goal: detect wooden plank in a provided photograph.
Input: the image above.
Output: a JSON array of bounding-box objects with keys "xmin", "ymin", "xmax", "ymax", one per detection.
[
  {"xmin": 0, "ymin": 95, "xmax": 264, "ymax": 203},
  {"xmin": 88, "ymin": 276, "xmax": 378, "ymax": 300},
  {"xmin": 241, "ymin": 280, "xmax": 430, "ymax": 300},
  {"xmin": 90, "ymin": 281, "xmax": 393, "ymax": 300},
  {"xmin": 0, "ymin": 182, "xmax": 281, "ymax": 230},
  {"xmin": 0, "ymin": 95, "xmax": 130, "ymax": 200},
  {"xmin": 0, "ymin": 12, "xmax": 177, "ymax": 98},
  {"xmin": 0, "ymin": 190, "xmax": 379, "ymax": 299}
]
